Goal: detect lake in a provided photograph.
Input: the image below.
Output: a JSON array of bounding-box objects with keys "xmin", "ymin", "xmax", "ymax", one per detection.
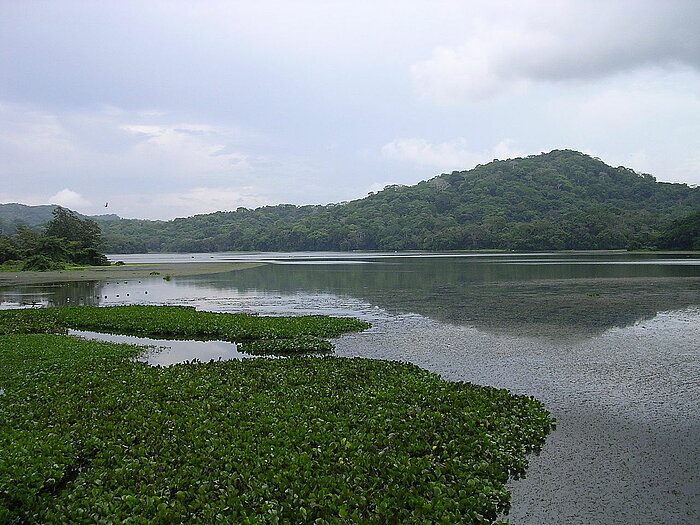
[{"xmin": 2, "ymin": 251, "xmax": 699, "ymax": 524}]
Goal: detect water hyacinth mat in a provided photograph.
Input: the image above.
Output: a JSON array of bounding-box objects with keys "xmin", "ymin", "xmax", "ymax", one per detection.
[
  {"xmin": 0, "ymin": 305, "xmax": 370, "ymax": 356},
  {"xmin": 0, "ymin": 336, "xmax": 554, "ymax": 524}
]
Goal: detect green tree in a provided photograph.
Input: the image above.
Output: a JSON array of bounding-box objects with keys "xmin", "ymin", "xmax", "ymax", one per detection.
[
  {"xmin": 1, "ymin": 209, "xmax": 111, "ymax": 270},
  {"xmin": 44, "ymin": 207, "xmax": 102, "ymax": 249},
  {"xmin": 28, "ymin": 236, "xmax": 72, "ymax": 262},
  {"xmin": 0, "ymin": 236, "xmax": 20, "ymax": 264},
  {"xmin": 656, "ymin": 210, "xmax": 700, "ymax": 250}
]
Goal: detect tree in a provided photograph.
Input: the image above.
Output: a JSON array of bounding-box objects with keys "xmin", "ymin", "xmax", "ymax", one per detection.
[
  {"xmin": 28, "ymin": 236, "xmax": 71, "ymax": 261},
  {"xmin": 0, "ymin": 236, "xmax": 20, "ymax": 264},
  {"xmin": 44, "ymin": 207, "xmax": 102, "ymax": 249},
  {"xmin": 656, "ymin": 210, "xmax": 700, "ymax": 250}
]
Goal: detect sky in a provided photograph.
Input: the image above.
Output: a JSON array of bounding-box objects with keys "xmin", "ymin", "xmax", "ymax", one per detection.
[{"xmin": 1, "ymin": 0, "xmax": 699, "ymax": 220}]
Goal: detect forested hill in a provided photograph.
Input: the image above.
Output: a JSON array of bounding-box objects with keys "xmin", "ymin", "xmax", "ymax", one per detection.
[
  {"xmin": 0, "ymin": 203, "xmax": 120, "ymax": 235},
  {"xmin": 100, "ymin": 150, "xmax": 697, "ymax": 252},
  {"xmin": 656, "ymin": 210, "xmax": 700, "ymax": 250}
]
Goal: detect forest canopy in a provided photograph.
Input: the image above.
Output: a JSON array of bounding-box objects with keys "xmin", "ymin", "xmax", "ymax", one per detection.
[
  {"xmin": 655, "ymin": 210, "xmax": 700, "ymax": 250},
  {"xmin": 95, "ymin": 150, "xmax": 699, "ymax": 253},
  {"xmin": 2, "ymin": 151, "xmax": 698, "ymax": 254}
]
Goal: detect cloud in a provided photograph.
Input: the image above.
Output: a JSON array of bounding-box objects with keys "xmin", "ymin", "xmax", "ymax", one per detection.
[
  {"xmin": 0, "ymin": 102, "xmax": 267, "ymax": 215},
  {"xmin": 0, "ymin": 103, "xmax": 257, "ymax": 182},
  {"xmin": 2, "ymin": 1, "xmax": 700, "ymax": 218},
  {"xmin": 411, "ymin": 0, "xmax": 700, "ymax": 104},
  {"xmin": 119, "ymin": 123, "xmax": 255, "ymax": 175},
  {"xmin": 559, "ymin": 70, "xmax": 700, "ymax": 182},
  {"xmin": 149, "ymin": 186, "xmax": 271, "ymax": 219},
  {"xmin": 0, "ymin": 102, "xmax": 78, "ymax": 169},
  {"xmin": 382, "ymin": 138, "xmax": 525, "ymax": 171},
  {"xmin": 49, "ymin": 188, "xmax": 90, "ymax": 208}
]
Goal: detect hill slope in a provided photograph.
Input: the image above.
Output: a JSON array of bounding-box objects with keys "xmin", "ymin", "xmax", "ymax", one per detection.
[
  {"xmin": 11, "ymin": 150, "xmax": 699, "ymax": 252},
  {"xmin": 0, "ymin": 203, "xmax": 57, "ymax": 234},
  {"xmin": 0, "ymin": 203, "xmax": 120, "ymax": 236},
  {"xmin": 656, "ymin": 210, "xmax": 700, "ymax": 250},
  {"xmin": 99, "ymin": 150, "xmax": 700, "ymax": 252}
]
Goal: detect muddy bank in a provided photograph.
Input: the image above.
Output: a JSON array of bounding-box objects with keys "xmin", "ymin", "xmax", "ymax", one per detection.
[{"xmin": 0, "ymin": 262, "xmax": 264, "ymax": 286}]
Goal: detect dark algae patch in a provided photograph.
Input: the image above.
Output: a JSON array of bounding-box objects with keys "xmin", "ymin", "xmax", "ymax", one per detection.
[{"xmin": 0, "ymin": 307, "xmax": 554, "ymax": 523}]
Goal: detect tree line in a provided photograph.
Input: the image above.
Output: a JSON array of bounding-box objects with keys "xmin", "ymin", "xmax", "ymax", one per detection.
[{"xmin": 98, "ymin": 150, "xmax": 700, "ymax": 253}]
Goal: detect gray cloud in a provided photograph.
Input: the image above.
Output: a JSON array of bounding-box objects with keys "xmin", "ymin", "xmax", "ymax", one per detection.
[
  {"xmin": 1, "ymin": 1, "xmax": 699, "ymax": 219},
  {"xmin": 412, "ymin": 0, "xmax": 700, "ymax": 102}
]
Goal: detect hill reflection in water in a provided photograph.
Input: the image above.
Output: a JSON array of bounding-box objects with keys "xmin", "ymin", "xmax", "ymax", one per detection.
[
  {"xmin": 190, "ymin": 254, "xmax": 700, "ymax": 339},
  {"xmin": 1, "ymin": 253, "xmax": 698, "ymax": 340}
]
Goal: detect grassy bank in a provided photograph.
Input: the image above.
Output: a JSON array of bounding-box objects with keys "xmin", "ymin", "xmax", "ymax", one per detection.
[
  {"xmin": 0, "ymin": 307, "xmax": 554, "ymax": 523},
  {"xmin": 0, "ymin": 262, "xmax": 263, "ymax": 286}
]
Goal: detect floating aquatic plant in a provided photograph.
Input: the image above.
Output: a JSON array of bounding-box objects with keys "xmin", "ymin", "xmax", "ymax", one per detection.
[
  {"xmin": 0, "ymin": 305, "xmax": 370, "ymax": 353},
  {"xmin": 0, "ymin": 306, "xmax": 554, "ymax": 523}
]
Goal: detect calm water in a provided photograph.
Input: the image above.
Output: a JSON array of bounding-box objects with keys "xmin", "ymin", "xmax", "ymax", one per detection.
[
  {"xmin": 2, "ymin": 251, "xmax": 699, "ymax": 524},
  {"xmin": 67, "ymin": 329, "xmax": 255, "ymax": 366}
]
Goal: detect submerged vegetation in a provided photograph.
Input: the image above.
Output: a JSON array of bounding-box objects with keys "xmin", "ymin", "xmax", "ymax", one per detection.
[{"xmin": 0, "ymin": 306, "xmax": 554, "ymax": 523}]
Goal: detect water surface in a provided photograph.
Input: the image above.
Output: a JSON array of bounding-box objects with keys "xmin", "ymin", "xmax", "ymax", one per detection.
[
  {"xmin": 68, "ymin": 329, "xmax": 252, "ymax": 366},
  {"xmin": 2, "ymin": 251, "xmax": 699, "ymax": 524}
]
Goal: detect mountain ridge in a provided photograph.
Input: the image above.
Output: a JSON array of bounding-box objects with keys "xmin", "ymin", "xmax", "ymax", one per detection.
[
  {"xmin": 0, "ymin": 203, "xmax": 121, "ymax": 236},
  {"xmin": 100, "ymin": 149, "xmax": 699, "ymax": 252},
  {"xmin": 4, "ymin": 150, "xmax": 699, "ymax": 252}
]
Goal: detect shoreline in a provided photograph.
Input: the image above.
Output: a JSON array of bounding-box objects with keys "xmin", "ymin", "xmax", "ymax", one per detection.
[{"xmin": 0, "ymin": 262, "xmax": 264, "ymax": 286}]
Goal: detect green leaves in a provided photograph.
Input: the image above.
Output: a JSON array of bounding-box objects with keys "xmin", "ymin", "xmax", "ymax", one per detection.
[
  {"xmin": 0, "ymin": 308, "xmax": 554, "ymax": 523},
  {"xmin": 0, "ymin": 306, "xmax": 370, "ymax": 355}
]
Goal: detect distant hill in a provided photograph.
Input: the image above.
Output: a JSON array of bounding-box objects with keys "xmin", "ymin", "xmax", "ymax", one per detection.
[
  {"xmin": 90, "ymin": 214, "xmax": 122, "ymax": 222},
  {"xmin": 0, "ymin": 203, "xmax": 120, "ymax": 236},
  {"xmin": 0, "ymin": 203, "xmax": 57, "ymax": 233},
  {"xmin": 98, "ymin": 150, "xmax": 699, "ymax": 253},
  {"xmin": 6, "ymin": 150, "xmax": 699, "ymax": 252}
]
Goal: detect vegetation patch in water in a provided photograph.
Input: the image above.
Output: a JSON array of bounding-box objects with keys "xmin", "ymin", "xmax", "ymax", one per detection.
[
  {"xmin": 0, "ymin": 334, "xmax": 554, "ymax": 524},
  {"xmin": 0, "ymin": 305, "xmax": 369, "ymax": 355},
  {"xmin": 0, "ymin": 313, "xmax": 67, "ymax": 336},
  {"xmin": 238, "ymin": 337, "xmax": 333, "ymax": 355}
]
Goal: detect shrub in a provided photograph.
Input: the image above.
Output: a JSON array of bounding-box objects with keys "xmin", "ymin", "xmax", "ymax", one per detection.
[
  {"xmin": 72, "ymin": 247, "xmax": 110, "ymax": 266},
  {"xmin": 21, "ymin": 255, "xmax": 66, "ymax": 271}
]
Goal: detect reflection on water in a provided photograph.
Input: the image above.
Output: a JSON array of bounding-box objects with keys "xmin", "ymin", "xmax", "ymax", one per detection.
[
  {"xmin": 2, "ymin": 252, "xmax": 699, "ymax": 339},
  {"xmin": 0, "ymin": 281, "xmax": 105, "ymax": 308},
  {"xmin": 186, "ymin": 253, "xmax": 700, "ymax": 338},
  {"xmin": 330, "ymin": 307, "xmax": 700, "ymax": 525},
  {"xmin": 68, "ymin": 330, "xmax": 254, "ymax": 366},
  {"xmin": 2, "ymin": 251, "xmax": 698, "ymax": 524}
]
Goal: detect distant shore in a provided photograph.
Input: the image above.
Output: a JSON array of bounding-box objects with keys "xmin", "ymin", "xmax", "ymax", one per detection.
[{"xmin": 0, "ymin": 262, "xmax": 264, "ymax": 286}]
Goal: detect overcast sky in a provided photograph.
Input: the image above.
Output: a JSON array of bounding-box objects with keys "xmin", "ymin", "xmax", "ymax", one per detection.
[{"xmin": 1, "ymin": 0, "xmax": 699, "ymax": 220}]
